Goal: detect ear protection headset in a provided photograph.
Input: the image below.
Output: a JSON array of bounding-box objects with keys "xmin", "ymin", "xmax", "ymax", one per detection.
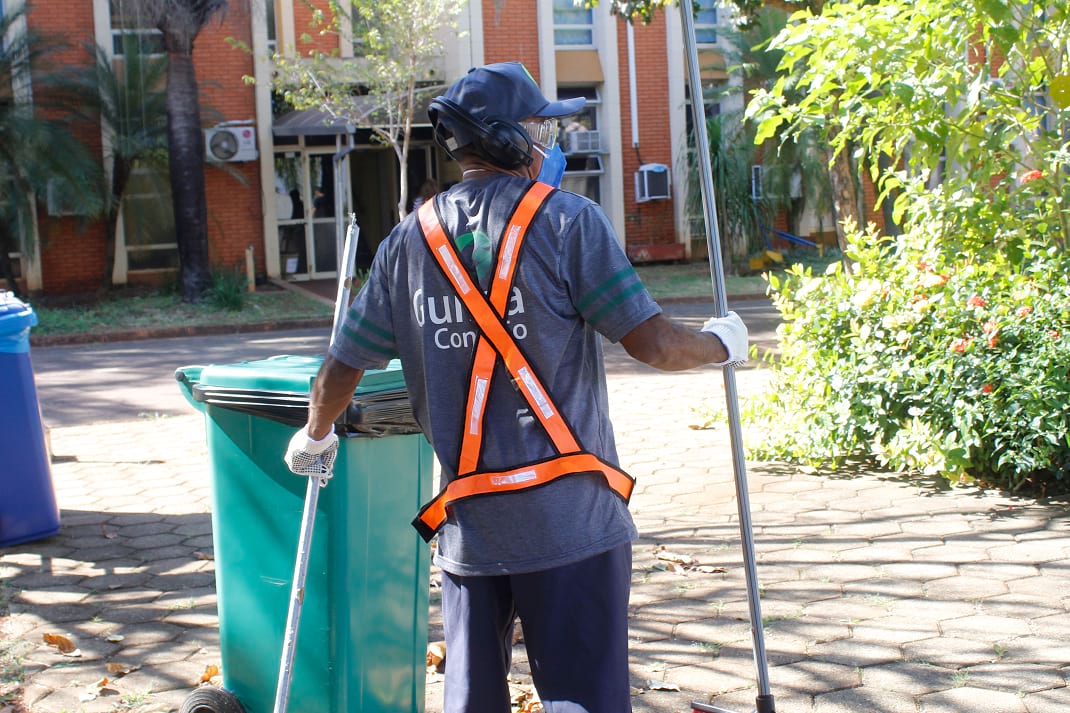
[{"xmin": 429, "ymin": 96, "xmax": 533, "ymax": 169}]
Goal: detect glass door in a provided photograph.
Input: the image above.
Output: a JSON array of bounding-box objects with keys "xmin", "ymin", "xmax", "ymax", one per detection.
[{"xmin": 273, "ymin": 151, "xmax": 342, "ymax": 279}]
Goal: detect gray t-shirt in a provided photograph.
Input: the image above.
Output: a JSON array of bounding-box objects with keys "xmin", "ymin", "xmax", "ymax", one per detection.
[{"xmin": 330, "ymin": 175, "xmax": 661, "ymax": 575}]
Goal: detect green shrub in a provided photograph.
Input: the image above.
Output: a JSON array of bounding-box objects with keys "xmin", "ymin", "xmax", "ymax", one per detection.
[
  {"xmin": 205, "ymin": 267, "xmax": 247, "ymax": 311},
  {"xmin": 745, "ymin": 219, "xmax": 1070, "ymax": 492}
]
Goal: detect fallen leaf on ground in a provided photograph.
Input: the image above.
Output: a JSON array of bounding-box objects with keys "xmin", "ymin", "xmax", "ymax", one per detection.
[
  {"xmin": 42, "ymin": 632, "xmax": 80, "ymax": 656},
  {"xmin": 199, "ymin": 664, "xmax": 220, "ymax": 683},
  {"xmin": 653, "ymin": 561, "xmax": 686, "ymax": 574},
  {"xmin": 101, "ymin": 525, "xmax": 118, "ymax": 539},
  {"xmin": 105, "ymin": 634, "xmax": 125, "ymax": 643},
  {"xmin": 509, "ymin": 682, "xmax": 542, "ymax": 712},
  {"xmin": 426, "ymin": 641, "xmax": 446, "ymax": 672},
  {"xmin": 107, "ymin": 663, "xmax": 141, "ymax": 676},
  {"xmin": 193, "ymin": 551, "xmax": 214, "ymax": 561},
  {"xmin": 647, "ymin": 680, "xmax": 681, "ymax": 691},
  {"xmin": 656, "ymin": 551, "xmax": 696, "ymax": 566}
]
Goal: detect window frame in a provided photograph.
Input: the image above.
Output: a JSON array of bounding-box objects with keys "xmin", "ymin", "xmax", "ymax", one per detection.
[
  {"xmin": 694, "ymin": 0, "xmax": 718, "ymax": 46},
  {"xmin": 553, "ymin": 0, "xmax": 595, "ymax": 48}
]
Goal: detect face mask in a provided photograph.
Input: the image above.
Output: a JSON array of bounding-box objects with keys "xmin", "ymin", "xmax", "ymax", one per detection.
[{"xmin": 534, "ymin": 144, "xmax": 567, "ymax": 188}]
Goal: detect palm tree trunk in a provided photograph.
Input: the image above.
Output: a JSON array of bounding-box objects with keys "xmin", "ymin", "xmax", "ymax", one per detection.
[
  {"xmin": 102, "ymin": 159, "xmax": 132, "ymax": 292},
  {"xmin": 164, "ymin": 38, "xmax": 211, "ymax": 302}
]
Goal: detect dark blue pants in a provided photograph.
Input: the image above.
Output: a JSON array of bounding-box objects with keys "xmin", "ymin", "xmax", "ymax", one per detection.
[{"xmin": 441, "ymin": 543, "xmax": 633, "ymax": 713}]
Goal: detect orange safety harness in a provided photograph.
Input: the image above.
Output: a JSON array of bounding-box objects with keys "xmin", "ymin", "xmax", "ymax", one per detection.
[{"xmin": 412, "ymin": 181, "xmax": 635, "ymax": 542}]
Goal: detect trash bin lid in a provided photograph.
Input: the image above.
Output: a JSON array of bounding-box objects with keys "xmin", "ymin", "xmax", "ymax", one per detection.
[
  {"xmin": 193, "ymin": 355, "xmax": 407, "ymax": 395},
  {"xmin": 0, "ymin": 292, "xmax": 38, "ymax": 347},
  {"xmin": 181, "ymin": 355, "xmax": 419, "ymax": 434}
]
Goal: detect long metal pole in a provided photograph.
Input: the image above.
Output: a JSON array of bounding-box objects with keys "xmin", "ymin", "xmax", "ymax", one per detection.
[
  {"xmin": 272, "ymin": 472, "xmax": 327, "ymax": 713},
  {"xmin": 331, "ymin": 213, "xmax": 360, "ymax": 349},
  {"xmin": 678, "ymin": 4, "xmax": 775, "ymax": 712}
]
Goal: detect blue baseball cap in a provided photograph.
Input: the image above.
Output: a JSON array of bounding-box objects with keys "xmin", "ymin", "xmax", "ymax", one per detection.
[{"xmin": 431, "ymin": 62, "xmax": 585, "ymax": 145}]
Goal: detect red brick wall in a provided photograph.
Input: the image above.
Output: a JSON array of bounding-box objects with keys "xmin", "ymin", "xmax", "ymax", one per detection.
[
  {"xmin": 481, "ymin": 0, "xmax": 541, "ymax": 75},
  {"xmin": 195, "ymin": 3, "xmax": 264, "ymax": 276},
  {"xmin": 28, "ymin": 1, "xmax": 108, "ymax": 293},
  {"xmin": 292, "ymin": 0, "xmax": 340, "ymax": 56},
  {"xmin": 616, "ymin": 14, "xmax": 679, "ymax": 258}
]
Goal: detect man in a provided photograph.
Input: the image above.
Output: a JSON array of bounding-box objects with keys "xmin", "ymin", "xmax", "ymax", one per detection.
[{"xmin": 285, "ymin": 62, "xmax": 748, "ymax": 713}]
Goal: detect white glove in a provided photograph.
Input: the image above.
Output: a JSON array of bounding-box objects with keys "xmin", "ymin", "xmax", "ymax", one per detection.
[
  {"xmin": 284, "ymin": 425, "xmax": 339, "ymax": 476},
  {"xmin": 702, "ymin": 311, "xmax": 749, "ymax": 368}
]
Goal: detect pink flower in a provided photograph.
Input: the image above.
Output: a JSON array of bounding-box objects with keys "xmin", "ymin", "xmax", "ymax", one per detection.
[
  {"xmin": 1020, "ymin": 169, "xmax": 1043, "ymax": 184},
  {"xmin": 967, "ymin": 295, "xmax": 986, "ymax": 308},
  {"xmin": 1015, "ymin": 306, "xmax": 1033, "ymax": 318},
  {"xmin": 1050, "ymin": 330, "xmax": 1062, "ymax": 340},
  {"xmin": 950, "ymin": 337, "xmax": 972, "ymax": 353}
]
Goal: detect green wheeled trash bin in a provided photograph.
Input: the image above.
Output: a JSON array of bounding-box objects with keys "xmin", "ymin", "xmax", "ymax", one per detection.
[
  {"xmin": 176, "ymin": 355, "xmax": 433, "ymax": 713},
  {"xmin": 0, "ymin": 292, "xmax": 60, "ymax": 547}
]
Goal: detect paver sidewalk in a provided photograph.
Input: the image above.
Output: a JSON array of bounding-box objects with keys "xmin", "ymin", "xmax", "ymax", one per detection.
[{"xmin": 3, "ymin": 359, "xmax": 1070, "ymax": 712}]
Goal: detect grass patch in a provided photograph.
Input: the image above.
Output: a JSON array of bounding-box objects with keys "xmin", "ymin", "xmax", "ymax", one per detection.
[
  {"xmin": 635, "ymin": 262, "xmax": 767, "ymax": 301},
  {"xmin": 32, "ymin": 286, "xmax": 332, "ymax": 337}
]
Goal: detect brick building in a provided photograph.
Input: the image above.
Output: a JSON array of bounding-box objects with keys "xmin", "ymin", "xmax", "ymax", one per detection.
[{"xmin": 13, "ymin": 0, "xmax": 742, "ymax": 295}]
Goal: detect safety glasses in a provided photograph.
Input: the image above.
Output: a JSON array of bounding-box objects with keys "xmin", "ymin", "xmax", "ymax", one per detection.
[{"xmin": 519, "ymin": 118, "xmax": 560, "ymax": 150}]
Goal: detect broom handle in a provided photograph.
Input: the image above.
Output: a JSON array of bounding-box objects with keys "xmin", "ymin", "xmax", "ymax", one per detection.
[{"xmin": 679, "ymin": 4, "xmax": 775, "ymax": 711}]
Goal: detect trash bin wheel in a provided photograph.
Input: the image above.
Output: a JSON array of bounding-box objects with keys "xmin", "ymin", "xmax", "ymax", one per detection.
[{"xmin": 180, "ymin": 686, "xmax": 246, "ymax": 713}]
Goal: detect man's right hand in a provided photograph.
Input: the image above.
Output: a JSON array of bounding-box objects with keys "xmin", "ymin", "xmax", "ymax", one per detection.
[
  {"xmin": 701, "ymin": 311, "xmax": 749, "ymax": 367},
  {"xmin": 284, "ymin": 425, "xmax": 340, "ymax": 476}
]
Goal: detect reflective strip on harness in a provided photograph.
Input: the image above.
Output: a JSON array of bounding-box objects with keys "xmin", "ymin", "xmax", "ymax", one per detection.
[{"xmin": 412, "ymin": 453, "xmax": 636, "ymax": 542}]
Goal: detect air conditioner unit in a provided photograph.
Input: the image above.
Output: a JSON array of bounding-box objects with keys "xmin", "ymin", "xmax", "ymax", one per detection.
[
  {"xmin": 563, "ymin": 129, "xmax": 601, "ymax": 154},
  {"xmin": 205, "ymin": 121, "xmax": 258, "ymax": 162},
  {"xmin": 635, "ymin": 163, "xmax": 671, "ymax": 203}
]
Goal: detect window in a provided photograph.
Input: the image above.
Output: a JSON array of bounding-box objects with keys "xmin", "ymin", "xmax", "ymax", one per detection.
[
  {"xmin": 110, "ymin": 0, "xmax": 165, "ymax": 56},
  {"xmin": 694, "ymin": 0, "xmax": 718, "ymax": 45},
  {"xmin": 553, "ymin": 0, "xmax": 594, "ymax": 47},
  {"xmin": 558, "ymin": 86, "xmax": 602, "ymax": 154},
  {"xmin": 265, "ymin": 0, "xmax": 277, "ymax": 54},
  {"xmin": 122, "ymin": 163, "xmax": 177, "ymax": 271},
  {"xmin": 561, "ymin": 156, "xmax": 604, "ymax": 204},
  {"xmin": 557, "ymin": 87, "xmax": 604, "ymax": 204}
]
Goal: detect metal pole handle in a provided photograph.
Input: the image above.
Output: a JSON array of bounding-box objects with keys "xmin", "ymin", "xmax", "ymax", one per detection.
[
  {"xmin": 272, "ymin": 464, "xmax": 329, "ymax": 713},
  {"xmin": 678, "ymin": 4, "xmax": 775, "ymax": 711}
]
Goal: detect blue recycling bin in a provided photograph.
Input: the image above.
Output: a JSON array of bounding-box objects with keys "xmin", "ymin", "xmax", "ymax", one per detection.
[{"xmin": 0, "ymin": 292, "xmax": 60, "ymax": 547}]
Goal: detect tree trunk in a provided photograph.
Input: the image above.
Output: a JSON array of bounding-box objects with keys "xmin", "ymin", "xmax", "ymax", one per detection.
[
  {"xmin": 101, "ymin": 159, "xmax": 132, "ymax": 292},
  {"xmin": 826, "ymin": 140, "xmax": 861, "ymax": 257},
  {"xmin": 164, "ymin": 38, "xmax": 211, "ymax": 303}
]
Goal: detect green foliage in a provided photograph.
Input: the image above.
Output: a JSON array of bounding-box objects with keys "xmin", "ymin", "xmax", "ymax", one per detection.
[
  {"xmin": 746, "ymin": 0, "xmax": 1070, "ymax": 247},
  {"xmin": 205, "ymin": 267, "xmax": 247, "ymax": 311},
  {"xmin": 746, "ymin": 221, "xmax": 1070, "ymax": 492},
  {"xmin": 688, "ymin": 112, "xmax": 760, "ymax": 258},
  {"xmin": 273, "ymin": 0, "xmax": 464, "ymax": 218},
  {"xmin": 737, "ymin": 0, "xmax": 1070, "ymax": 492}
]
